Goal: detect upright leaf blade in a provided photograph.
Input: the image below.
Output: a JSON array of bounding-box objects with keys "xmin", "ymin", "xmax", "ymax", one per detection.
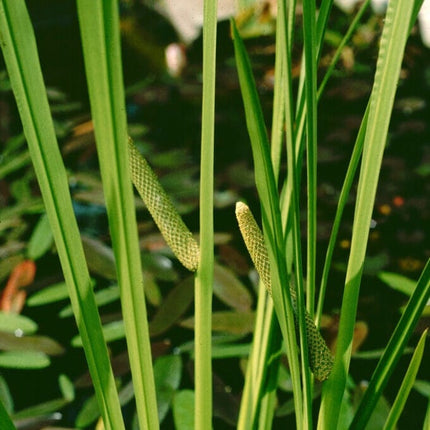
[
  {"xmin": 75, "ymin": 2, "xmax": 158, "ymax": 428},
  {"xmin": 0, "ymin": 2, "xmax": 124, "ymax": 429},
  {"xmin": 319, "ymin": 1, "xmax": 418, "ymax": 428}
]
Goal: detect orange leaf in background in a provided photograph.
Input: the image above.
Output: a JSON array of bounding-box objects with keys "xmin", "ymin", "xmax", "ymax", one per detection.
[
  {"xmin": 0, "ymin": 260, "xmax": 36, "ymax": 313},
  {"xmin": 393, "ymin": 195, "xmax": 405, "ymax": 207}
]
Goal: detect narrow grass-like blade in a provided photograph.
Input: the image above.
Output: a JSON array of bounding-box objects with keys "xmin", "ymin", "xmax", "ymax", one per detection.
[
  {"xmin": 383, "ymin": 329, "xmax": 427, "ymax": 430},
  {"xmin": 0, "ymin": 1, "xmax": 124, "ymax": 429},
  {"xmin": 350, "ymin": 259, "xmax": 430, "ymax": 429},
  {"xmin": 316, "ymin": 104, "xmax": 369, "ymax": 323},
  {"xmin": 318, "ymin": 1, "xmax": 418, "ymax": 428},
  {"xmin": 75, "ymin": 2, "xmax": 158, "ymax": 428},
  {"xmin": 0, "ymin": 398, "xmax": 15, "ymax": 430},
  {"xmin": 231, "ymin": 18, "xmax": 303, "ymax": 427},
  {"xmin": 194, "ymin": 0, "xmax": 217, "ymax": 427}
]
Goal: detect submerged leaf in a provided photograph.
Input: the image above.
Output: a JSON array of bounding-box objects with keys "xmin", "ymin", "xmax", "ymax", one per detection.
[
  {"xmin": 154, "ymin": 355, "xmax": 182, "ymax": 422},
  {"xmin": 27, "ymin": 282, "xmax": 69, "ymax": 306},
  {"xmin": 59, "ymin": 283, "xmax": 117, "ymax": 318},
  {"xmin": 0, "ymin": 331, "xmax": 64, "ymax": 355},
  {"xmin": 0, "ymin": 311, "xmax": 38, "ymax": 335},
  {"xmin": 149, "ymin": 276, "xmax": 194, "ymax": 337},
  {"xmin": 0, "ymin": 350, "xmax": 49, "ymax": 369},
  {"xmin": 59, "ymin": 374, "xmax": 75, "ymax": 402},
  {"xmin": 71, "ymin": 320, "xmax": 124, "ymax": 347},
  {"xmin": 0, "ymin": 375, "xmax": 13, "ymax": 415},
  {"xmin": 75, "ymin": 394, "xmax": 99, "ymax": 428},
  {"xmin": 81, "ymin": 235, "xmax": 117, "ymax": 280},
  {"xmin": 173, "ymin": 390, "xmax": 195, "ymax": 430},
  {"xmin": 378, "ymin": 271, "xmax": 417, "ymax": 296},
  {"xmin": 27, "ymin": 213, "xmax": 54, "ymax": 260},
  {"xmin": 181, "ymin": 311, "xmax": 255, "ymax": 335},
  {"xmin": 213, "ymin": 263, "xmax": 253, "ymax": 312}
]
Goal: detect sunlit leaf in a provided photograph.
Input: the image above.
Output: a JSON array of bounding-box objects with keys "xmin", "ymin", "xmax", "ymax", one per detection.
[
  {"xmin": 59, "ymin": 283, "xmax": 117, "ymax": 318},
  {"xmin": 211, "ymin": 342, "xmax": 250, "ymax": 359},
  {"xmin": 0, "ymin": 312, "xmax": 37, "ymax": 335},
  {"xmin": 154, "ymin": 355, "xmax": 182, "ymax": 422},
  {"xmin": 12, "ymin": 398, "xmax": 68, "ymax": 421},
  {"xmin": 0, "ymin": 375, "xmax": 13, "ymax": 414},
  {"xmin": 173, "ymin": 390, "xmax": 195, "ymax": 430},
  {"xmin": 378, "ymin": 271, "xmax": 417, "ymax": 296},
  {"xmin": 384, "ymin": 329, "xmax": 427, "ymax": 429},
  {"xmin": 27, "ymin": 213, "xmax": 54, "ymax": 260},
  {"xmin": 59, "ymin": 374, "xmax": 75, "ymax": 402},
  {"xmin": 71, "ymin": 320, "xmax": 125, "ymax": 347},
  {"xmin": 27, "ymin": 282, "xmax": 68, "ymax": 306},
  {"xmin": 414, "ymin": 380, "xmax": 430, "ymax": 398},
  {"xmin": 352, "ymin": 347, "xmax": 413, "ymax": 360},
  {"xmin": 0, "ymin": 350, "xmax": 49, "ymax": 369}
]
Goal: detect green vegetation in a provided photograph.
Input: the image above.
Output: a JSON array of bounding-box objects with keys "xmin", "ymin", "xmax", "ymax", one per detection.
[{"xmin": 0, "ymin": 0, "xmax": 429, "ymax": 428}]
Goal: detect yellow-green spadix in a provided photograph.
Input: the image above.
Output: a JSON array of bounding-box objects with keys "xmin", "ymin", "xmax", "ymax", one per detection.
[
  {"xmin": 128, "ymin": 139, "xmax": 200, "ymax": 272},
  {"xmin": 235, "ymin": 201, "xmax": 333, "ymax": 381}
]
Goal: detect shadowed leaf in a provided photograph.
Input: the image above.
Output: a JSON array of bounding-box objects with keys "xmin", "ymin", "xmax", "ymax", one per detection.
[
  {"xmin": 213, "ymin": 263, "xmax": 253, "ymax": 312},
  {"xmin": 154, "ymin": 355, "xmax": 182, "ymax": 422},
  {"xmin": 0, "ymin": 350, "xmax": 50, "ymax": 369},
  {"xmin": 0, "ymin": 331, "xmax": 64, "ymax": 355},
  {"xmin": 181, "ymin": 311, "xmax": 255, "ymax": 335},
  {"xmin": 149, "ymin": 277, "xmax": 194, "ymax": 337}
]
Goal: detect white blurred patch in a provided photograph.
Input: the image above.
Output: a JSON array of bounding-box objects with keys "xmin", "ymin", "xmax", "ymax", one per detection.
[
  {"xmin": 165, "ymin": 43, "xmax": 187, "ymax": 77},
  {"xmin": 335, "ymin": 0, "xmax": 430, "ymax": 48},
  {"xmin": 156, "ymin": 0, "xmax": 237, "ymax": 44}
]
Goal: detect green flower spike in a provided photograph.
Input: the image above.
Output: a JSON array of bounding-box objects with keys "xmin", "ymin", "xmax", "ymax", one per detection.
[
  {"xmin": 128, "ymin": 139, "xmax": 200, "ymax": 272},
  {"xmin": 235, "ymin": 201, "xmax": 333, "ymax": 381}
]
